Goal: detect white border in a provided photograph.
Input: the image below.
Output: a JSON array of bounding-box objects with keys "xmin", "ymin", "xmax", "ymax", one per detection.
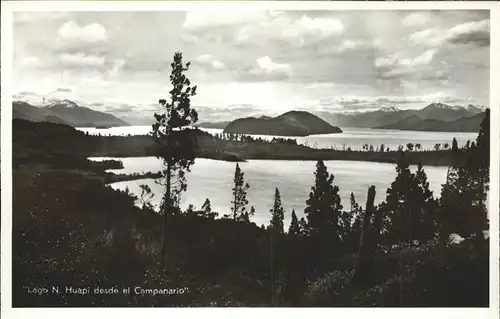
[
  {"xmin": 1, "ymin": 1, "xmax": 499, "ymax": 319},
  {"xmin": 490, "ymin": 2, "xmax": 500, "ymax": 316}
]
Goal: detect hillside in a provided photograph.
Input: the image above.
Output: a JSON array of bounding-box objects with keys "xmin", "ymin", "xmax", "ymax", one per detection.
[
  {"xmin": 197, "ymin": 121, "xmax": 230, "ymax": 129},
  {"xmin": 223, "ymin": 110, "xmax": 342, "ymax": 136},
  {"xmin": 317, "ymin": 103, "xmax": 485, "ymax": 130},
  {"xmin": 13, "ymin": 99, "xmax": 129, "ymax": 127},
  {"xmin": 377, "ymin": 112, "xmax": 486, "ymax": 132}
]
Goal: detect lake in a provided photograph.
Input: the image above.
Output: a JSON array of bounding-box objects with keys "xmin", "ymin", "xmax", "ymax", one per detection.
[
  {"xmin": 77, "ymin": 126, "xmax": 478, "ymax": 152},
  {"xmin": 91, "ymin": 157, "xmax": 449, "ymax": 228}
]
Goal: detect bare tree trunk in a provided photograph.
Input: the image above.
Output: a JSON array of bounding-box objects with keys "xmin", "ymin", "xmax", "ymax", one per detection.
[
  {"xmin": 351, "ymin": 185, "xmax": 376, "ymax": 287},
  {"xmin": 370, "ymin": 200, "xmax": 384, "ymax": 256},
  {"xmin": 160, "ymin": 161, "xmax": 171, "ymax": 267},
  {"xmin": 270, "ymin": 229, "xmax": 275, "ymax": 306},
  {"xmin": 233, "ymin": 192, "xmax": 237, "ymax": 220},
  {"xmin": 475, "ymin": 174, "xmax": 486, "ymax": 254}
]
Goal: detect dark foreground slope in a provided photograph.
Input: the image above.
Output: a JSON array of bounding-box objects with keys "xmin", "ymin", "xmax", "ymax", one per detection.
[
  {"xmin": 224, "ymin": 111, "xmax": 343, "ymax": 136},
  {"xmin": 12, "ymin": 120, "xmax": 489, "ymax": 306}
]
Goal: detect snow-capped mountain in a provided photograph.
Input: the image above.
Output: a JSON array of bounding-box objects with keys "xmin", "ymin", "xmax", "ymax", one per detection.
[
  {"xmin": 379, "ymin": 106, "xmax": 400, "ymax": 113},
  {"xmin": 47, "ymin": 99, "xmax": 79, "ymax": 109},
  {"xmin": 13, "ymin": 99, "xmax": 129, "ymax": 127},
  {"xmin": 315, "ymin": 102, "xmax": 487, "ymax": 130}
]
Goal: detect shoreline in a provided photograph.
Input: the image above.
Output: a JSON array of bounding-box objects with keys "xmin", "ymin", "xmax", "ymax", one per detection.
[
  {"xmin": 91, "ymin": 150, "xmax": 460, "ymax": 167},
  {"xmin": 15, "ymin": 119, "xmax": 466, "ymax": 168}
]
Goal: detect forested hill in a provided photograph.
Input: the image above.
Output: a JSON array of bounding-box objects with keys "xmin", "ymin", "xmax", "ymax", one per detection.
[{"xmin": 223, "ymin": 110, "xmax": 342, "ymax": 136}]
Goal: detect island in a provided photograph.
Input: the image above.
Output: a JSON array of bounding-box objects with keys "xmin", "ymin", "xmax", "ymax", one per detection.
[{"xmin": 223, "ymin": 110, "xmax": 343, "ymax": 136}]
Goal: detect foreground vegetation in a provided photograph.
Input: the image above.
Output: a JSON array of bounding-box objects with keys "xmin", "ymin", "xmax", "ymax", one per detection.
[
  {"xmin": 12, "ymin": 53, "xmax": 490, "ymax": 307},
  {"xmin": 12, "ymin": 117, "xmax": 490, "ymax": 306}
]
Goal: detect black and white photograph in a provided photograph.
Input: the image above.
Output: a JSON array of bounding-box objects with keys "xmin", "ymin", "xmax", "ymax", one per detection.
[{"xmin": 1, "ymin": 1, "xmax": 497, "ymax": 313}]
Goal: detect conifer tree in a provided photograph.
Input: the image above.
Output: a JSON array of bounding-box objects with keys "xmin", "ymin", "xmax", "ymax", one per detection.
[
  {"xmin": 351, "ymin": 186, "xmax": 377, "ymax": 287},
  {"xmin": 452, "ymin": 137, "xmax": 459, "ymax": 153},
  {"xmin": 231, "ymin": 163, "xmax": 250, "ymax": 221},
  {"xmin": 385, "ymin": 152, "xmax": 415, "ymax": 246},
  {"xmin": 200, "ymin": 198, "xmax": 218, "ymax": 219},
  {"xmin": 151, "ymin": 52, "xmax": 198, "ymax": 266},
  {"xmin": 270, "ymin": 188, "xmax": 285, "ymax": 234},
  {"xmin": 385, "ymin": 157, "xmax": 437, "ymax": 246},
  {"xmin": 345, "ymin": 192, "xmax": 363, "ymax": 251},
  {"xmin": 289, "ymin": 209, "xmax": 301, "ymax": 237},
  {"xmin": 240, "ymin": 206, "xmax": 254, "ymax": 223},
  {"xmin": 139, "ymin": 184, "xmax": 155, "ymax": 211},
  {"xmin": 413, "ymin": 161, "xmax": 438, "ymax": 242},
  {"xmin": 440, "ymin": 110, "xmax": 489, "ymax": 244},
  {"xmin": 201, "ymin": 198, "xmax": 211, "ymax": 214},
  {"xmin": 304, "ymin": 160, "xmax": 343, "ymax": 241},
  {"xmin": 298, "ymin": 217, "xmax": 308, "ymax": 237}
]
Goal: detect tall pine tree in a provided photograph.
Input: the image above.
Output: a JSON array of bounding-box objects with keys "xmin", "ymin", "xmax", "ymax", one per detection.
[
  {"xmin": 452, "ymin": 137, "xmax": 459, "ymax": 153},
  {"xmin": 270, "ymin": 188, "xmax": 285, "ymax": 234},
  {"xmin": 151, "ymin": 52, "xmax": 198, "ymax": 266},
  {"xmin": 413, "ymin": 161, "xmax": 438, "ymax": 243},
  {"xmin": 288, "ymin": 209, "xmax": 300, "ymax": 237},
  {"xmin": 305, "ymin": 160, "xmax": 343, "ymax": 243},
  {"xmin": 231, "ymin": 163, "xmax": 250, "ymax": 221},
  {"xmin": 384, "ymin": 152, "xmax": 415, "ymax": 247}
]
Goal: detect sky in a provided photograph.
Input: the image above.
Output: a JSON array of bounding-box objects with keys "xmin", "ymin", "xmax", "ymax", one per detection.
[{"xmin": 13, "ymin": 10, "xmax": 490, "ymax": 124}]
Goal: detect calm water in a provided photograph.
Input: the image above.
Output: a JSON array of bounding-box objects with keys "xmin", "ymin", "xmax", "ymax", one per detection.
[
  {"xmin": 77, "ymin": 126, "xmax": 477, "ymax": 152},
  {"xmin": 91, "ymin": 157, "xmax": 448, "ymax": 228}
]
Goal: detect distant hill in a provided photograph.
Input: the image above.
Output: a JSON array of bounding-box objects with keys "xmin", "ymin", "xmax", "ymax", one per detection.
[
  {"xmin": 316, "ymin": 103, "xmax": 485, "ymax": 131},
  {"xmin": 13, "ymin": 99, "xmax": 129, "ymax": 127},
  {"xmin": 223, "ymin": 110, "xmax": 342, "ymax": 136},
  {"xmin": 377, "ymin": 111, "xmax": 486, "ymax": 132},
  {"xmin": 197, "ymin": 121, "xmax": 230, "ymax": 129}
]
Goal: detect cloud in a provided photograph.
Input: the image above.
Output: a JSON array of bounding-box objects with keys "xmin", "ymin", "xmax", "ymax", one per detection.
[
  {"xmin": 53, "ymin": 87, "xmax": 73, "ymax": 93},
  {"xmin": 13, "ymin": 11, "xmax": 489, "ymax": 119},
  {"xmin": 194, "ymin": 54, "xmax": 225, "ymax": 71},
  {"xmin": 402, "ymin": 12, "xmax": 430, "ymax": 27},
  {"xmin": 236, "ymin": 12, "xmax": 344, "ymax": 47},
  {"xmin": 54, "ymin": 20, "xmax": 110, "ymax": 56},
  {"xmin": 316, "ymin": 92, "xmax": 467, "ymax": 110},
  {"xmin": 13, "ymin": 91, "xmax": 38, "ymax": 100},
  {"xmin": 18, "ymin": 56, "xmax": 40, "ymax": 68},
  {"xmin": 334, "ymin": 38, "xmax": 381, "ymax": 54},
  {"xmin": 109, "ymin": 59, "xmax": 127, "ymax": 77},
  {"xmin": 183, "ymin": 11, "xmax": 268, "ymax": 31},
  {"xmin": 410, "ymin": 19, "xmax": 490, "ymax": 47},
  {"xmin": 375, "ymin": 49, "xmax": 438, "ymax": 79},
  {"xmin": 14, "ymin": 12, "xmax": 68, "ymax": 24},
  {"xmin": 248, "ymin": 56, "xmax": 292, "ymax": 80},
  {"xmin": 183, "ymin": 11, "xmax": 344, "ymax": 48},
  {"xmin": 59, "ymin": 53, "xmax": 106, "ymax": 69},
  {"xmin": 284, "ymin": 14, "xmax": 344, "ymax": 40},
  {"xmin": 57, "ymin": 20, "xmax": 108, "ymax": 43}
]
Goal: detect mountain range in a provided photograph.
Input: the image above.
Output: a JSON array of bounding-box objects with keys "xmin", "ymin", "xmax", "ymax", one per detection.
[
  {"xmin": 223, "ymin": 111, "xmax": 342, "ymax": 136},
  {"xmin": 376, "ymin": 112, "xmax": 486, "ymax": 132},
  {"xmin": 13, "ymin": 100, "xmax": 129, "ymax": 127},
  {"xmin": 314, "ymin": 103, "xmax": 486, "ymax": 132},
  {"xmin": 198, "ymin": 103, "xmax": 485, "ymax": 133},
  {"xmin": 14, "ymin": 99, "xmax": 486, "ymax": 134}
]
